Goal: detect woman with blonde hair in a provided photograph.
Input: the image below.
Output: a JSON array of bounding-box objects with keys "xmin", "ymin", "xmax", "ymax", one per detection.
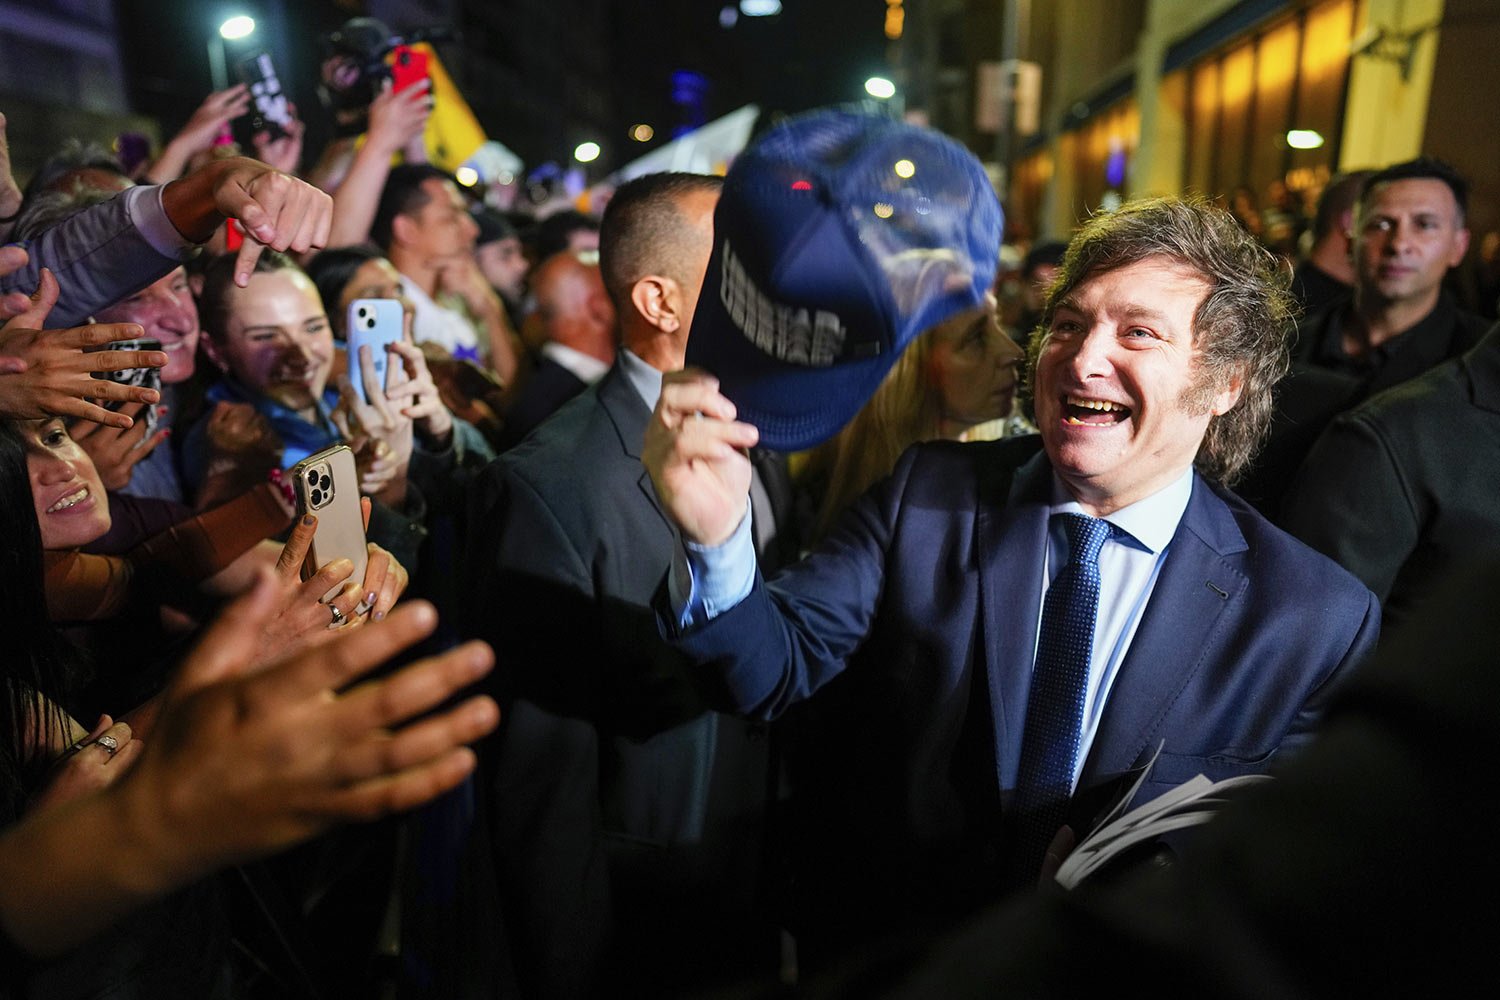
[{"xmin": 798, "ymin": 292, "xmax": 1026, "ymax": 542}]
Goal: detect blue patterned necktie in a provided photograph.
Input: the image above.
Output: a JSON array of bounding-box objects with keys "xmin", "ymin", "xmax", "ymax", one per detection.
[{"xmin": 1010, "ymin": 512, "xmax": 1113, "ymax": 884}]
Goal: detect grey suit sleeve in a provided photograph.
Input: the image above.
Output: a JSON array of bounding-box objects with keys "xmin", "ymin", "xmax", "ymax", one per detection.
[
  {"xmin": 1, "ymin": 186, "xmax": 196, "ymax": 326},
  {"xmin": 1281, "ymin": 411, "xmax": 1418, "ymax": 602}
]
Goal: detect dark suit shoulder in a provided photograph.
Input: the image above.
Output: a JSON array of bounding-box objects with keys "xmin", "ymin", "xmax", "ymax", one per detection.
[
  {"xmin": 896, "ymin": 434, "xmax": 1045, "ymax": 503},
  {"xmin": 1207, "ymin": 479, "xmax": 1376, "ymax": 609}
]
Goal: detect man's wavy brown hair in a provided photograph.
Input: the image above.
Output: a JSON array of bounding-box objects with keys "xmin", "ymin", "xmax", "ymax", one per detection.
[{"xmin": 1022, "ymin": 197, "xmax": 1295, "ymax": 485}]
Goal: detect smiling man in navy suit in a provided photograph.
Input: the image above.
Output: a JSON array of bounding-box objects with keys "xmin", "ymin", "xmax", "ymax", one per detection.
[{"xmin": 641, "ymin": 111, "xmax": 1379, "ymax": 964}]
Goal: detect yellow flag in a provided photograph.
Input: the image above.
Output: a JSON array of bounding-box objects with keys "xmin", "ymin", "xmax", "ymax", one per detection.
[{"xmin": 414, "ymin": 43, "xmax": 486, "ymax": 170}]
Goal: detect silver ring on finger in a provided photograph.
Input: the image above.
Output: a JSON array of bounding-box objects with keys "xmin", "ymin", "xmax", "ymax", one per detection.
[
  {"xmin": 328, "ymin": 603, "xmax": 346, "ymax": 627},
  {"xmin": 94, "ymin": 734, "xmax": 120, "ymax": 756}
]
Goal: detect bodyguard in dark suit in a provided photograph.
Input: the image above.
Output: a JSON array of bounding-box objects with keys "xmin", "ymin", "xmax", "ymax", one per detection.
[
  {"xmin": 644, "ymin": 121, "xmax": 1378, "ymax": 964},
  {"xmin": 1283, "ymin": 321, "xmax": 1500, "ymax": 630},
  {"xmin": 466, "ymin": 173, "xmax": 783, "ymax": 996}
]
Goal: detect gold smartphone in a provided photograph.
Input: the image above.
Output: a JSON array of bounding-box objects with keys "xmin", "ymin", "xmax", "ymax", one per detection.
[{"xmin": 289, "ymin": 444, "xmax": 368, "ymax": 602}]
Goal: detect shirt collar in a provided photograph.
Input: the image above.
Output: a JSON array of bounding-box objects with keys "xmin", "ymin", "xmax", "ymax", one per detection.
[
  {"xmin": 1048, "ymin": 466, "xmax": 1194, "ymax": 553},
  {"xmin": 617, "ymin": 347, "xmax": 664, "ymax": 410},
  {"xmin": 541, "ymin": 341, "xmax": 611, "ymax": 384}
]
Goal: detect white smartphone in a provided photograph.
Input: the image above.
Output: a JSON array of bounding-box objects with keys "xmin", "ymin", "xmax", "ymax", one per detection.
[
  {"xmin": 345, "ymin": 298, "xmax": 406, "ymax": 405},
  {"xmin": 289, "ymin": 444, "xmax": 368, "ymax": 602}
]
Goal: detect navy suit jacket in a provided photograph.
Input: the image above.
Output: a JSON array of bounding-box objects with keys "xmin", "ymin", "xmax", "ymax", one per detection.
[{"xmin": 670, "ymin": 435, "xmax": 1379, "ymax": 933}]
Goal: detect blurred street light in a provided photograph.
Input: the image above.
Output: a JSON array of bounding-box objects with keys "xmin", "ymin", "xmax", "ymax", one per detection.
[
  {"xmin": 209, "ymin": 15, "xmax": 256, "ymax": 90},
  {"xmin": 1286, "ymin": 129, "xmax": 1325, "ymax": 150},
  {"xmin": 865, "ymin": 76, "xmax": 896, "ymax": 100},
  {"xmin": 740, "ymin": 1, "xmax": 782, "ymax": 16},
  {"xmin": 219, "ymin": 15, "xmax": 256, "ymax": 40},
  {"xmin": 574, "ymin": 141, "xmax": 602, "ymax": 163},
  {"xmin": 630, "ymin": 124, "xmax": 655, "ymax": 142},
  {"xmin": 455, "ymin": 166, "xmax": 479, "ymax": 187}
]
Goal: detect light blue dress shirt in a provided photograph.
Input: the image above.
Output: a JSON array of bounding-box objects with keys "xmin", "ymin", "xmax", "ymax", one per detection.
[
  {"xmin": 1042, "ymin": 469, "xmax": 1192, "ymax": 786},
  {"xmin": 670, "ymin": 461, "xmax": 1195, "ymax": 790}
]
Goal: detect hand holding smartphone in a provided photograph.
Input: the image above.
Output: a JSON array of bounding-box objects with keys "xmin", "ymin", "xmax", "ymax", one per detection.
[
  {"xmin": 290, "ymin": 445, "xmax": 368, "ymax": 602},
  {"xmin": 345, "ymin": 299, "xmax": 406, "ymax": 406}
]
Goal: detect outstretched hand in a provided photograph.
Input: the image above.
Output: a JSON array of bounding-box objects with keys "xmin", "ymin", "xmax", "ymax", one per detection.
[
  {"xmin": 0, "ymin": 267, "xmax": 166, "ymax": 427},
  {"xmin": 120, "ymin": 569, "xmax": 498, "ymax": 881},
  {"xmin": 642, "ymin": 368, "xmax": 759, "ymax": 546}
]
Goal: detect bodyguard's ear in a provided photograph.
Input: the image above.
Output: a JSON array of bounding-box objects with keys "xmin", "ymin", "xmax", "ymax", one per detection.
[{"xmin": 630, "ymin": 275, "xmax": 683, "ymax": 334}]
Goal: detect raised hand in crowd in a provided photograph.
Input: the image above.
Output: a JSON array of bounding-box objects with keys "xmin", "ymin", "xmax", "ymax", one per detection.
[
  {"xmin": 321, "ymin": 79, "xmax": 432, "ymax": 251},
  {"xmin": 0, "ymin": 569, "xmax": 497, "ymax": 958},
  {"xmin": 335, "ymin": 344, "xmax": 415, "ymax": 506},
  {"xmin": 251, "ymin": 104, "xmax": 307, "ymax": 177},
  {"xmin": 0, "ymin": 266, "xmax": 165, "ymax": 428},
  {"xmin": 70, "ymin": 400, "xmax": 170, "ymax": 490},
  {"xmin": 388, "ymin": 338, "xmax": 453, "ymax": 448},
  {"xmin": 642, "ymin": 368, "xmax": 759, "ymax": 547},
  {"xmin": 160, "ymin": 155, "xmax": 333, "ymax": 288},
  {"xmin": 143, "ymin": 84, "xmax": 252, "ymax": 184}
]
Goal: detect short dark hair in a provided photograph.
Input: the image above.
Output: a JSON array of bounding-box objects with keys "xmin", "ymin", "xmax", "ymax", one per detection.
[
  {"xmin": 1022, "ymin": 240, "xmax": 1067, "ymax": 277},
  {"xmin": 305, "ymin": 245, "xmax": 386, "ymax": 337},
  {"xmin": 20, "ymin": 140, "xmax": 126, "ymax": 202},
  {"xmin": 1359, "ymin": 157, "xmax": 1468, "ymax": 223},
  {"xmin": 532, "ymin": 209, "xmax": 599, "ymax": 262},
  {"xmin": 198, "ymin": 250, "xmax": 305, "ymax": 342},
  {"xmin": 597, "ymin": 172, "xmax": 723, "ymax": 315},
  {"xmin": 371, "ymin": 164, "xmax": 461, "ymax": 250},
  {"xmin": 1312, "ymin": 171, "xmax": 1374, "ymax": 240},
  {"xmin": 1024, "ymin": 196, "xmax": 1294, "ymax": 485}
]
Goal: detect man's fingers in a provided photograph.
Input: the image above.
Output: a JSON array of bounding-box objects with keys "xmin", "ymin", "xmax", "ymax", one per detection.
[
  {"xmin": 82, "ymin": 377, "xmax": 161, "ymax": 407},
  {"xmin": 657, "ymin": 376, "xmax": 739, "ymax": 427},
  {"xmin": 315, "ymin": 747, "xmax": 480, "ymax": 822},
  {"xmin": 233, "ymin": 237, "xmax": 267, "ymax": 288},
  {"xmin": 61, "ymin": 322, "xmax": 151, "ymax": 350},
  {"xmin": 88, "ymin": 346, "xmax": 168, "ymax": 374},
  {"xmin": 330, "ymin": 695, "xmax": 498, "ymax": 785},
  {"xmin": 674, "ymin": 416, "xmax": 761, "ymax": 459},
  {"xmin": 332, "ymin": 640, "xmax": 496, "ymax": 741}
]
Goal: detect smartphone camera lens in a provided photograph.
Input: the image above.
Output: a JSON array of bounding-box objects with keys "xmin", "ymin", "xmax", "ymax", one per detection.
[
  {"xmin": 310, "ymin": 488, "xmax": 322, "ymax": 507},
  {"xmin": 366, "ymin": 316, "xmax": 376, "ymax": 329},
  {"xmin": 306, "ymin": 468, "xmax": 319, "ymax": 484},
  {"xmin": 319, "ymin": 474, "xmax": 331, "ymax": 492}
]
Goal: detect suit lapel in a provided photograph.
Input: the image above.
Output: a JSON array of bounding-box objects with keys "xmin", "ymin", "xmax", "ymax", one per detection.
[
  {"xmin": 976, "ymin": 449, "xmax": 1051, "ymax": 791},
  {"xmin": 597, "ymin": 362, "xmax": 673, "ymax": 533},
  {"xmin": 1079, "ymin": 477, "xmax": 1249, "ymax": 785}
]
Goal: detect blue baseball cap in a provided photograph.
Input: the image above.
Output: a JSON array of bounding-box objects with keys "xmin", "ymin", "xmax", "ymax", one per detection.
[{"xmin": 685, "ymin": 108, "xmax": 1002, "ymax": 452}]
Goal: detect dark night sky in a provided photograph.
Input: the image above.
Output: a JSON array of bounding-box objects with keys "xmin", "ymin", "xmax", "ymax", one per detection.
[{"xmin": 114, "ymin": 0, "xmax": 890, "ymax": 175}]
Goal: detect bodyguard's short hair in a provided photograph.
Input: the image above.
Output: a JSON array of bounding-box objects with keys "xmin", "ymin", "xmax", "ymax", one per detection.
[
  {"xmin": 1025, "ymin": 197, "xmax": 1294, "ymax": 485},
  {"xmin": 371, "ymin": 164, "xmax": 461, "ymax": 250},
  {"xmin": 597, "ymin": 172, "xmax": 723, "ymax": 315},
  {"xmin": 1359, "ymin": 157, "xmax": 1469, "ymax": 224}
]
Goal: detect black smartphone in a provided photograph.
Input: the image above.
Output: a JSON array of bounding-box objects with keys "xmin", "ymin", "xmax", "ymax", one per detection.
[
  {"xmin": 236, "ymin": 51, "xmax": 294, "ymax": 141},
  {"xmin": 92, "ymin": 338, "xmax": 162, "ymax": 437}
]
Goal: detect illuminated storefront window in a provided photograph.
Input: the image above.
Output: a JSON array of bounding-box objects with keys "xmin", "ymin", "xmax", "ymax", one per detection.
[{"xmin": 1182, "ymin": 0, "xmax": 1360, "ymax": 230}]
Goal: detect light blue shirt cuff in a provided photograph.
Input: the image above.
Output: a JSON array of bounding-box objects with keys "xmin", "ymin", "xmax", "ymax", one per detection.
[
  {"xmin": 668, "ymin": 499, "xmax": 757, "ymax": 631},
  {"xmin": 125, "ymin": 185, "xmax": 198, "ymax": 260}
]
